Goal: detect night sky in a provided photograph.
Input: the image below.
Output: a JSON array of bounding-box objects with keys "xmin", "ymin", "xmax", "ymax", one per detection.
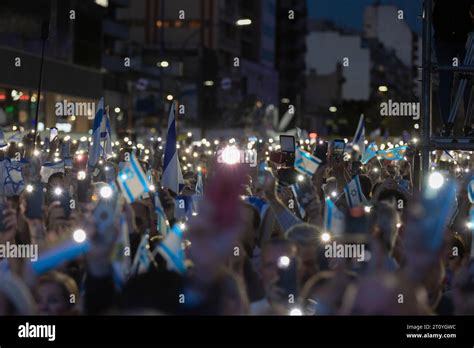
[{"xmin": 307, "ymin": 0, "xmax": 423, "ymax": 33}]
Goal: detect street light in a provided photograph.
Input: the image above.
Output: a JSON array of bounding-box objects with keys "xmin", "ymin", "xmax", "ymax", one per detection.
[
  {"xmin": 236, "ymin": 18, "xmax": 252, "ymax": 26},
  {"xmin": 329, "ymin": 106, "xmax": 337, "ymax": 113},
  {"xmin": 203, "ymin": 80, "xmax": 214, "ymax": 87},
  {"xmin": 158, "ymin": 61, "xmax": 169, "ymax": 68},
  {"xmin": 166, "ymin": 94, "xmax": 174, "ymax": 101},
  {"xmin": 378, "ymin": 85, "xmax": 388, "ymax": 92}
]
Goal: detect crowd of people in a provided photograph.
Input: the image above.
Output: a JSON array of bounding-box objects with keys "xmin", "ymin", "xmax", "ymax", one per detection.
[{"xmin": 0, "ymin": 122, "xmax": 473, "ymax": 316}]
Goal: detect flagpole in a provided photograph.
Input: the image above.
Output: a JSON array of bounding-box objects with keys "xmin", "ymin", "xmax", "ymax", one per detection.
[{"xmin": 33, "ymin": 20, "xmax": 49, "ymax": 151}]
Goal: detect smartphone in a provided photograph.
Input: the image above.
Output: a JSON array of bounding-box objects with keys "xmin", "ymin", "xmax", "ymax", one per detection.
[
  {"xmin": 277, "ymin": 167, "xmax": 298, "ymax": 186},
  {"xmin": 94, "ymin": 198, "xmax": 116, "ymax": 239},
  {"xmin": 313, "ymin": 141, "xmax": 328, "ymax": 164},
  {"xmin": 59, "ymin": 190, "xmax": 71, "ymax": 219},
  {"xmin": 77, "ymin": 176, "xmax": 91, "ymax": 203},
  {"xmin": 276, "ymin": 256, "xmax": 298, "ymax": 299},
  {"xmin": 61, "ymin": 142, "xmax": 70, "ymax": 158},
  {"xmin": 280, "ymin": 135, "xmax": 296, "ymax": 153},
  {"xmin": 26, "ymin": 183, "xmax": 44, "ymax": 219},
  {"xmin": 106, "ymin": 164, "xmax": 117, "ymax": 183},
  {"xmin": 330, "ymin": 139, "xmax": 345, "ymax": 162}
]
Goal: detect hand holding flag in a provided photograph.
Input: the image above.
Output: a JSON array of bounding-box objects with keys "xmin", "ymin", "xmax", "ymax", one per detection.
[
  {"xmin": 294, "ymin": 147, "xmax": 322, "ymax": 177},
  {"xmin": 117, "ymin": 153, "xmax": 151, "ymax": 204},
  {"xmin": 162, "ymin": 101, "xmax": 184, "ymax": 194}
]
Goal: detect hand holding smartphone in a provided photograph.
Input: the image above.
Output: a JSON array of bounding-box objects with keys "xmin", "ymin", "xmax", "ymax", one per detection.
[
  {"xmin": 25, "ymin": 183, "xmax": 44, "ymax": 219},
  {"xmin": 276, "ymin": 256, "xmax": 298, "ymax": 300},
  {"xmin": 329, "ymin": 139, "xmax": 345, "ymax": 163}
]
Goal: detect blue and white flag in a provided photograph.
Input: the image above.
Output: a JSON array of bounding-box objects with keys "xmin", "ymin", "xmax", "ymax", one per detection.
[
  {"xmin": 468, "ymin": 177, "xmax": 474, "ymax": 204},
  {"xmin": 0, "ymin": 129, "xmax": 7, "ymax": 148},
  {"xmin": 153, "ymin": 192, "xmax": 170, "ymax": 235},
  {"xmin": 40, "ymin": 160, "xmax": 65, "ymax": 183},
  {"xmin": 130, "ymin": 233, "xmax": 152, "ymax": 276},
  {"xmin": 352, "ymin": 115, "xmax": 365, "ymax": 156},
  {"xmin": 112, "ymin": 215, "xmax": 132, "ymax": 288},
  {"xmin": 378, "ymin": 146, "xmax": 407, "ymax": 161},
  {"xmin": 88, "ymin": 98, "xmax": 112, "ymax": 168},
  {"xmin": 153, "ymin": 224, "xmax": 187, "ymax": 274},
  {"xmin": 162, "ymin": 102, "xmax": 184, "ymax": 194},
  {"xmin": 117, "ymin": 153, "xmax": 151, "ymax": 203},
  {"xmin": 0, "ymin": 159, "xmax": 25, "ymax": 196},
  {"xmin": 343, "ymin": 175, "xmax": 367, "ymax": 208},
  {"xmin": 195, "ymin": 170, "xmax": 204, "ymax": 195},
  {"xmin": 290, "ymin": 183, "xmax": 306, "ymax": 219},
  {"xmin": 324, "ymin": 198, "xmax": 345, "ymax": 237},
  {"xmin": 294, "ymin": 147, "xmax": 322, "ymax": 177},
  {"xmin": 361, "ymin": 142, "xmax": 378, "ymax": 164}
]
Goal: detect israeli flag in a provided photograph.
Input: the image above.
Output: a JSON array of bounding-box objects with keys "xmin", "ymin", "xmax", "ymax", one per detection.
[
  {"xmin": 195, "ymin": 170, "xmax": 204, "ymax": 195},
  {"xmin": 0, "ymin": 159, "xmax": 25, "ymax": 196},
  {"xmin": 88, "ymin": 98, "xmax": 112, "ymax": 168},
  {"xmin": 162, "ymin": 102, "xmax": 184, "ymax": 194},
  {"xmin": 294, "ymin": 147, "xmax": 322, "ymax": 177},
  {"xmin": 378, "ymin": 146, "xmax": 407, "ymax": 161},
  {"xmin": 343, "ymin": 175, "xmax": 367, "ymax": 208},
  {"xmin": 112, "ymin": 215, "xmax": 132, "ymax": 288},
  {"xmin": 40, "ymin": 161, "xmax": 65, "ymax": 183},
  {"xmin": 361, "ymin": 143, "xmax": 378, "ymax": 164},
  {"xmin": 153, "ymin": 224, "xmax": 186, "ymax": 274},
  {"xmin": 118, "ymin": 153, "xmax": 151, "ymax": 203},
  {"xmin": 469, "ymin": 177, "xmax": 474, "ymax": 204},
  {"xmin": 0, "ymin": 128, "xmax": 7, "ymax": 148},
  {"xmin": 130, "ymin": 233, "xmax": 152, "ymax": 276},
  {"xmin": 290, "ymin": 183, "xmax": 306, "ymax": 219},
  {"xmin": 324, "ymin": 198, "xmax": 345, "ymax": 237},
  {"xmin": 153, "ymin": 192, "xmax": 170, "ymax": 235},
  {"xmin": 352, "ymin": 115, "xmax": 365, "ymax": 156}
]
